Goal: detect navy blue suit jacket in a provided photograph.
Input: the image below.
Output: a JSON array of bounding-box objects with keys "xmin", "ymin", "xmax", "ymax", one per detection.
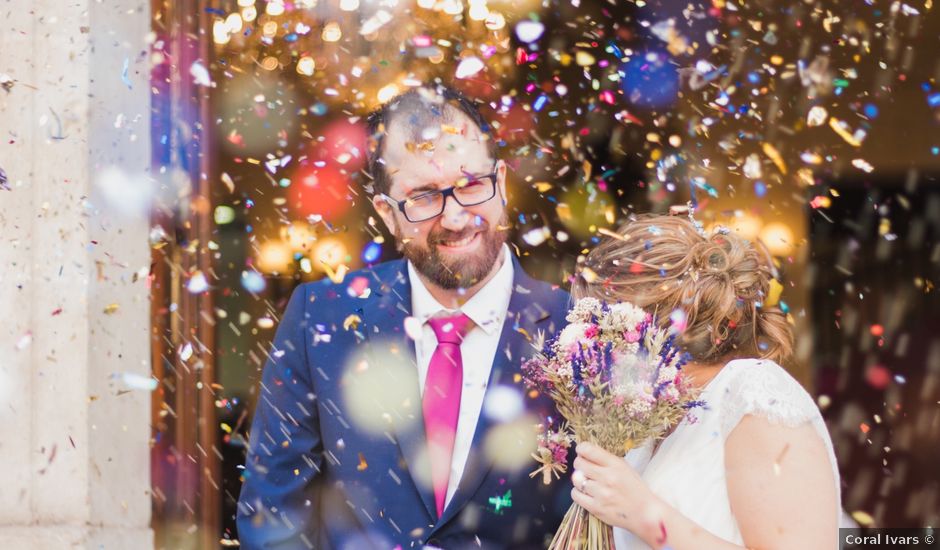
[{"xmin": 237, "ymin": 255, "xmax": 573, "ymax": 549}]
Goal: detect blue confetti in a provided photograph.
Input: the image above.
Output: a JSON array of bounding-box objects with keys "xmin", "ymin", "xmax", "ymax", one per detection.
[
  {"xmin": 621, "ymin": 51, "xmax": 679, "ymax": 108},
  {"xmin": 533, "ymin": 94, "xmax": 549, "ymax": 112},
  {"xmin": 863, "ymin": 104, "xmax": 879, "ymax": 118},
  {"xmin": 362, "ymin": 242, "xmax": 382, "ymax": 263},
  {"xmin": 241, "ymin": 271, "xmax": 266, "ymax": 293},
  {"xmin": 754, "ymin": 181, "xmax": 767, "ymax": 197},
  {"xmin": 121, "ymin": 58, "xmax": 132, "ymax": 90}
]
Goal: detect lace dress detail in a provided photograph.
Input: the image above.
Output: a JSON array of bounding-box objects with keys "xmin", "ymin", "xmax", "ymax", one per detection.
[
  {"xmin": 719, "ymin": 358, "xmax": 823, "ymax": 438},
  {"xmin": 613, "ymin": 358, "xmax": 842, "ymax": 550}
]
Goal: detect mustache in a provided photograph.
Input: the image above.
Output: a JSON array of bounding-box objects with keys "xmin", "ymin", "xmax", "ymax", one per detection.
[{"xmin": 428, "ymin": 222, "xmax": 488, "ymax": 245}]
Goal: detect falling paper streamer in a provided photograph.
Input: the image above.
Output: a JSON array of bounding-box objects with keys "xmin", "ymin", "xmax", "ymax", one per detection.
[
  {"xmin": 807, "ymin": 105, "xmax": 828, "ymax": 127},
  {"xmin": 190, "ymin": 60, "xmax": 212, "ymax": 87},
  {"xmin": 241, "ymin": 270, "xmax": 266, "ymax": 293},
  {"xmin": 515, "ymin": 21, "xmax": 545, "ymax": 43},
  {"xmin": 455, "ymin": 56, "xmax": 485, "ymax": 79},
  {"xmin": 852, "ymin": 158, "xmax": 875, "ymax": 173},
  {"xmin": 360, "ymin": 10, "xmax": 392, "ymax": 35},
  {"xmin": 116, "ymin": 372, "xmax": 159, "ymax": 391},
  {"xmin": 95, "ymin": 166, "xmax": 154, "ymax": 218},
  {"xmin": 187, "ymin": 271, "xmax": 210, "ymax": 293}
]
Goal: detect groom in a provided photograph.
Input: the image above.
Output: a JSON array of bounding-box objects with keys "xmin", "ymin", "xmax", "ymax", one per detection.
[{"xmin": 237, "ymin": 85, "xmax": 572, "ymax": 549}]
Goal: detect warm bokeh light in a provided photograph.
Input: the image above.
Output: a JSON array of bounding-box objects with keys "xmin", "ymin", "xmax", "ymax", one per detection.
[
  {"xmin": 312, "ymin": 237, "xmax": 349, "ymax": 273},
  {"xmin": 283, "ymin": 221, "xmax": 316, "ymax": 252},
  {"xmin": 257, "ymin": 240, "xmax": 293, "ymax": 274},
  {"xmin": 296, "ymin": 56, "xmax": 315, "ymax": 76},
  {"xmin": 759, "ymin": 222, "xmax": 796, "ymax": 257}
]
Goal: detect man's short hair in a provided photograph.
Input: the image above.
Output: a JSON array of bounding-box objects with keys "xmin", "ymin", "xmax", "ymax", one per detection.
[{"xmin": 366, "ymin": 84, "xmax": 497, "ymax": 196}]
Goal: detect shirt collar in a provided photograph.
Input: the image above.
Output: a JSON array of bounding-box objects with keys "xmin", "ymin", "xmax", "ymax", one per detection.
[{"xmin": 407, "ymin": 244, "xmax": 515, "ymax": 336}]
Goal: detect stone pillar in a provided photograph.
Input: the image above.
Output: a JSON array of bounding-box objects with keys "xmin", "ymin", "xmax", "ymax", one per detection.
[{"xmin": 0, "ymin": 0, "xmax": 153, "ymax": 547}]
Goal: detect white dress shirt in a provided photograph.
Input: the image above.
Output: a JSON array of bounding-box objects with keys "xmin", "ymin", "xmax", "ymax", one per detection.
[{"xmin": 407, "ymin": 244, "xmax": 514, "ymax": 511}]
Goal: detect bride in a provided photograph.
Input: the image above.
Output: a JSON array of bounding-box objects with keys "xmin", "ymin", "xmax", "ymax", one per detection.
[{"xmin": 568, "ymin": 214, "xmax": 840, "ymax": 549}]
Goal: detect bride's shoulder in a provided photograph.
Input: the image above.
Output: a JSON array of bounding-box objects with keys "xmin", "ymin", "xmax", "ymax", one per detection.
[{"xmin": 714, "ymin": 358, "xmax": 823, "ymax": 439}]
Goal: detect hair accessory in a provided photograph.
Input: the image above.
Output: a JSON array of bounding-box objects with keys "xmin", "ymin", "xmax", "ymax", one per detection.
[{"xmin": 668, "ymin": 201, "xmax": 708, "ymax": 238}]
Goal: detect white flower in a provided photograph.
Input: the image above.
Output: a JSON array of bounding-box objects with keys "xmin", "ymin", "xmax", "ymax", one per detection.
[
  {"xmin": 557, "ymin": 322, "xmax": 591, "ymax": 349},
  {"xmin": 601, "ymin": 301, "xmax": 648, "ymax": 332},
  {"xmin": 566, "ymin": 297, "xmax": 603, "ymax": 323},
  {"xmin": 657, "ymin": 366, "xmax": 678, "ymax": 384}
]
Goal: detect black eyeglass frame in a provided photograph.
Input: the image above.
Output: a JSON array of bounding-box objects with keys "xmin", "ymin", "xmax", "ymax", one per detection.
[{"xmin": 378, "ymin": 167, "xmax": 501, "ymax": 223}]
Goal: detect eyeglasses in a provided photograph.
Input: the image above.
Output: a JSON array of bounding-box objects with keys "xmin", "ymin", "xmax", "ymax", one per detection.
[{"xmin": 379, "ymin": 170, "xmax": 499, "ymax": 223}]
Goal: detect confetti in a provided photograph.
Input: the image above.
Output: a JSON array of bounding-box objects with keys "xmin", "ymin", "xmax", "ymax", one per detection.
[
  {"xmin": 187, "ymin": 271, "xmax": 210, "ymax": 293},
  {"xmin": 806, "ymin": 105, "xmax": 828, "ymax": 126},
  {"xmin": 190, "ymin": 60, "xmax": 212, "ymax": 87},
  {"xmin": 455, "ymin": 56, "xmax": 485, "ymax": 79},
  {"xmin": 851, "ymin": 158, "xmax": 875, "ymax": 173},
  {"xmin": 240, "ymin": 270, "xmax": 266, "ymax": 293},
  {"xmin": 514, "ymin": 21, "xmax": 545, "ymax": 43},
  {"xmin": 117, "ymin": 372, "xmax": 158, "ymax": 391}
]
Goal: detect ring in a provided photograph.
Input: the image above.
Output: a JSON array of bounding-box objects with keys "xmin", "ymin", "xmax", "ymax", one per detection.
[{"xmin": 580, "ymin": 478, "xmax": 588, "ymax": 493}]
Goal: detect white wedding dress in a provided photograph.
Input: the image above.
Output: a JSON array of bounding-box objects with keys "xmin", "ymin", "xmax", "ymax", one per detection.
[{"xmin": 613, "ymin": 358, "xmax": 842, "ymax": 549}]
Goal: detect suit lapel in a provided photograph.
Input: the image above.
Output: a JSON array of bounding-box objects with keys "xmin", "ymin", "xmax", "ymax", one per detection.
[
  {"xmin": 359, "ymin": 260, "xmax": 438, "ymax": 522},
  {"xmin": 431, "ymin": 256, "xmax": 556, "ymax": 532}
]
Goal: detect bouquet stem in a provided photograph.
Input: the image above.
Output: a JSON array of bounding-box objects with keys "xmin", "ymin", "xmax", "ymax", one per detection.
[{"xmin": 549, "ymin": 502, "xmax": 615, "ymax": 550}]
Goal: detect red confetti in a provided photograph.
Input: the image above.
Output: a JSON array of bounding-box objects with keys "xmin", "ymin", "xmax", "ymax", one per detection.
[{"xmin": 864, "ymin": 365, "xmax": 891, "ymax": 390}]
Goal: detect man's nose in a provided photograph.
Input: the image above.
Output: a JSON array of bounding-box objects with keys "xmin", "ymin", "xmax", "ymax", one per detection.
[{"xmin": 438, "ymin": 194, "xmax": 470, "ymax": 231}]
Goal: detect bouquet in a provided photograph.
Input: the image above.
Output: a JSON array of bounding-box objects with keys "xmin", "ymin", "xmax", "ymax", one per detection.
[{"xmin": 522, "ymin": 297, "xmax": 705, "ymax": 550}]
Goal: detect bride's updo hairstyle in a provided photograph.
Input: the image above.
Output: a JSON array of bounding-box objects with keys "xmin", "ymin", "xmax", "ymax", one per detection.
[{"xmin": 572, "ymin": 213, "xmax": 794, "ymax": 365}]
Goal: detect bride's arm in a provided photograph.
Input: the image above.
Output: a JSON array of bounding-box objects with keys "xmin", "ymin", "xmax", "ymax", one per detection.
[
  {"xmin": 723, "ymin": 413, "xmax": 839, "ymax": 549},
  {"xmin": 572, "ymin": 417, "xmax": 838, "ymax": 550}
]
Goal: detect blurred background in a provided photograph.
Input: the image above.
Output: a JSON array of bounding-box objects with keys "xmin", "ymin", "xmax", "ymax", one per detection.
[{"xmin": 144, "ymin": 0, "xmax": 940, "ymax": 547}]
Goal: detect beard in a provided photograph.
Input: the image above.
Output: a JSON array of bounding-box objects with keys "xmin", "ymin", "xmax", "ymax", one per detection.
[{"xmin": 395, "ymin": 213, "xmax": 509, "ymax": 290}]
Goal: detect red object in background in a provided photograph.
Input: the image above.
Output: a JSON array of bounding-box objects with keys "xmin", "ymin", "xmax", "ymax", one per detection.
[
  {"xmin": 313, "ymin": 119, "xmax": 368, "ymax": 171},
  {"xmin": 493, "ymin": 104, "xmax": 536, "ymax": 145},
  {"xmin": 454, "ymin": 74, "xmax": 500, "ymax": 102},
  {"xmin": 289, "ymin": 163, "xmax": 351, "ymax": 219},
  {"xmin": 864, "ymin": 364, "xmax": 892, "ymax": 390}
]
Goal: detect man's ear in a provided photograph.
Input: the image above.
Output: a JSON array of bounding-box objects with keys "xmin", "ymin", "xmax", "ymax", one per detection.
[{"xmin": 371, "ymin": 194, "xmax": 397, "ymax": 234}]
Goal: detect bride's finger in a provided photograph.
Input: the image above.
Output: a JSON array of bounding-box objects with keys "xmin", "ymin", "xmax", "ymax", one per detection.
[
  {"xmin": 573, "ymin": 456, "xmax": 602, "ymax": 478},
  {"xmin": 571, "ymin": 484, "xmax": 598, "ymax": 511},
  {"xmin": 576, "ymin": 441, "xmax": 616, "ymax": 466}
]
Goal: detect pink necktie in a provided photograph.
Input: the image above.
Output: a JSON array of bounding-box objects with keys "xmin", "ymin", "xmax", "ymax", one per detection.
[{"xmin": 423, "ymin": 313, "xmax": 473, "ymax": 518}]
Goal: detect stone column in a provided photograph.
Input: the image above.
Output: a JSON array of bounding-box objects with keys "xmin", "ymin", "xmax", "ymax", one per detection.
[{"xmin": 0, "ymin": 0, "xmax": 153, "ymax": 547}]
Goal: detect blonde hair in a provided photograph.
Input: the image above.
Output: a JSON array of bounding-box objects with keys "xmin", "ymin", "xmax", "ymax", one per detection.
[{"xmin": 572, "ymin": 214, "xmax": 794, "ymax": 365}]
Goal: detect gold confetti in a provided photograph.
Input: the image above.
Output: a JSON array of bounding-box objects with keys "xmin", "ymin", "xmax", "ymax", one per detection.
[
  {"xmin": 533, "ymin": 182, "xmax": 553, "ymax": 192},
  {"xmin": 575, "ymin": 51, "xmax": 596, "ymax": 66},
  {"xmin": 829, "ymin": 118, "xmax": 864, "ymax": 147},
  {"xmin": 851, "ymin": 510, "xmax": 875, "ymax": 527},
  {"xmin": 440, "ymin": 124, "xmax": 464, "ymax": 135},
  {"xmin": 766, "ymin": 279, "xmax": 784, "ymax": 306},
  {"xmin": 762, "ymin": 142, "xmax": 787, "ymax": 174},
  {"xmin": 104, "ymin": 303, "xmax": 120, "ymax": 315},
  {"xmin": 343, "ymin": 314, "xmax": 361, "ymax": 331},
  {"xmin": 580, "ymin": 267, "xmax": 599, "ymax": 283}
]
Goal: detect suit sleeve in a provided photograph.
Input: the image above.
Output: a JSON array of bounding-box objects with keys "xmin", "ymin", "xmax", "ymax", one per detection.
[{"xmin": 237, "ymin": 283, "xmax": 324, "ymax": 549}]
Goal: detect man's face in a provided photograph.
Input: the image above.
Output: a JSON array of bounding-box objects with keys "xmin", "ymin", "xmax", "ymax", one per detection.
[{"xmin": 372, "ymin": 111, "xmax": 509, "ymax": 290}]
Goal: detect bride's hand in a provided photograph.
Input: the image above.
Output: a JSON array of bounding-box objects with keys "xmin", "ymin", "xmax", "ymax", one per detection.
[{"xmin": 571, "ymin": 442, "xmax": 664, "ymax": 538}]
